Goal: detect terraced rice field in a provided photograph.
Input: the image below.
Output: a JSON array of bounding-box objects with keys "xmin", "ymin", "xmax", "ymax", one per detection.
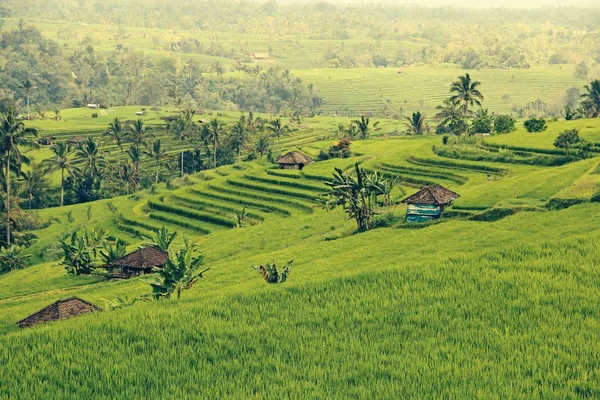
[
  {"xmin": 295, "ymin": 65, "xmax": 585, "ymax": 116},
  {"xmin": 4, "ymin": 118, "xmax": 600, "ymax": 397}
]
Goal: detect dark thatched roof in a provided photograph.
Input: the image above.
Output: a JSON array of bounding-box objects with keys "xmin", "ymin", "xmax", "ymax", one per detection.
[
  {"xmin": 401, "ymin": 185, "xmax": 460, "ymax": 206},
  {"xmin": 110, "ymin": 246, "xmax": 169, "ymax": 269},
  {"xmin": 276, "ymin": 151, "xmax": 313, "ymax": 165},
  {"xmin": 67, "ymin": 136, "xmax": 87, "ymax": 144},
  {"xmin": 17, "ymin": 297, "xmax": 101, "ymax": 328}
]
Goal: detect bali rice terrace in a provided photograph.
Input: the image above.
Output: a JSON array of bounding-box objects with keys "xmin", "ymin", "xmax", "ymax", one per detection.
[{"xmin": 2, "ymin": 1, "xmax": 600, "ymax": 399}]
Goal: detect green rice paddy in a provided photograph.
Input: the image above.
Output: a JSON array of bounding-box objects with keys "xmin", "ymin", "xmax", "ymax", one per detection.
[{"xmin": 2, "ymin": 113, "xmax": 600, "ymax": 397}]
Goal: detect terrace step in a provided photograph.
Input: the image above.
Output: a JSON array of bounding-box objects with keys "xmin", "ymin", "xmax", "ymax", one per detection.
[
  {"xmin": 225, "ymin": 179, "xmax": 319, "ymax": 202},
  {"xmin": 211, "ymin": 183, "xmax": 314, "ymax": 213},
  {"xmin": 168, "ymin": 194, "xmax": 264, "ymax": 224},
  {"xmin": 147, "ymin": 211, "xmax": 211, "ymax": 235},
  {"xmin": 243, "ymin": 173, "xmax": 328, "ymax": 192},
  {"xmin": 189, "ymin": 188, "xmax": 292, "ymax": 216},
  {"xmin": 147, "ymin": 198, "xmax": 237, "ymax": 229}
]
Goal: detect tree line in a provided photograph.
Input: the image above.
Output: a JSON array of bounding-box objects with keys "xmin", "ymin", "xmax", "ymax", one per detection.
[
  {"xmin": 0, "ymin": 22, "xmax": 324, "ymax": 116},
  {"xmin": 0, "ymin": 103, "xmax": 298, "ymax": 251}
]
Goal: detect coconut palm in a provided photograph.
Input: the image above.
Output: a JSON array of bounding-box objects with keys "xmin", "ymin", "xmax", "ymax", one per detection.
[
  {"xmin": 168, "ymin": 110, "xmax": 196, "ymax": 177},
  {"xmin": 20, "ymin": 163, "xmax": 45, "ymax": 210},
  {"xmin": 120, "ymin": 163, "xmax": 136, "ymax": 195},
  {"xmin": 405, "ymin": 111, "xmax": 428, "ymax": 135},
  {"xmin": 229, "ymin": 120, "xmax": 248, "ymax": 159},
  {"xmin": 266, "ymin": 118, "xmax": 290, "ymax": 152},
  {"xmin": 127, "ymin": 144, "xmax": 141, "ymax": 176},
  {"xmin": 104, "ymin": 118, "xmax": 127, "ymax": 154},
  {"xmin": 127, "ymin": 119, "xmax": 154, "ymax": 147},
  {"xmin": 434, "ymin": 98, "xmax": 463, "ymax": 127},
  {"xmin": 449, "ymin": 73, "xmax": 484, "ymax": 117},
  {"xmin": 581, "ymin": 79, "xmax": 600, "ymax": 118},
  {"xmin": 42, "ymin": 142, "xmax": 77, "ymax": 207},
  {"xmin": 145, "ymin": 139, "xmax": 167, "ymax": 184},
  {"xmin": 76, "ymin": 137, "xmax": 106, "ymax": 181},
  {"xmin": 352, "ymin": 115, "xmax": 379, "ymax": 140},
  {"xmin": 20, "ymin": 79, "xmax": 33, "ymax": 121},
  {"xmin": 255, "ymin": 135, "xmax": 271, "ymax": 157},
  {"xmin": 208, "ymin": 118, "xmax": 226, "ymax": 168},
  {"xmin": 0, "ymin": 107, "xmax": 38, "ymax": 244}
]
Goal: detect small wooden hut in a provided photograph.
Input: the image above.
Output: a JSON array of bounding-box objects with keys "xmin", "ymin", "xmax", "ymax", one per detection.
[
  {"xmin": 109, "ymin": 246, "xmax": 169, "ymax": 279},
  {"xmin": 401, "ymin": 184, "xmax": 460, "ymax": 222},
  {"xmin": 252, "ymin": 52, "xmax": 271, "ymax": 61},
  {"xmin": 67, "ymin": 136, "xmax": 87, "ymax": 146},
  {"xmin": 38, "ymin": 136, "xmax": 56, "ymax": 146},
  {"xmin": 276, "ymin": 151, "xmax": 313, "ymax": 170},
  {"xmin": 16, "ymin": 297, "xmax": 101, "ymax": 328}
]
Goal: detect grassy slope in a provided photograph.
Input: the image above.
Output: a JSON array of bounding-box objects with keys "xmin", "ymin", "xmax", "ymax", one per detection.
[{"xmin": 2, "ymin": 119, "xmax": 600, "ymax": 397}]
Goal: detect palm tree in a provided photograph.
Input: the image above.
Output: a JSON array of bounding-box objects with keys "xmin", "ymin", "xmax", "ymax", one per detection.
[
  {"xmin": 229, "ymin": 120, "xmax": 248, "ymax": 159},
  {"xmin": 20, "ymin": 163, "xmax": 44, "ymax": 210},
  {"xmin": 266, "ymin": 118, "xmax": 290, "ymax": 153},
  {"xmin": 353, "ymin": 115, "xmax": 379, "ymax": 140},
  {"xmin": 212, "ymin": 61, "xmax": 224, "ymax": 80},
  {"xmin": 145, "ymin": 139, "xmax": 166, "ymax": 184},
  {"xmin": 199, "ymin": 123, "xmax": 212, "ymax": 155},
  {"xmin": 405, "ymin": 112, "xmax": 427, "ymax": 135},
  {"xmin": 120, "ymin": 163, "xmax": 136, "ymax": 195},
  {"xmin": 42, "ymin": 142, "xmax": 77, "ymax": 207},
  {"xmin": 581, "ymin": 79, "xmax": 600, "ymax": 118},
  {"xmin": 449, "ymin": 73, "xmax": 484, "ymax": 117},
  {"xmin": 127, "ymin": 119, "xmax": 153, "ymax": 147},
  {"xmin": 104, "ymin": 118, "xmax": 127, "ymax": 154},
  {"xmin": 434, "ymin": 98, "xmax": 463, "ymax": 127},
  {"xmin": 76, "ymin": 137, "xmax": 106, "ymax": 181},
  {"xmin": 208, "ymin": 118, "xmax": 225, "ymax": 168},
  {"xmin": 168, "ymin": 110, "xmax": 196, "ymax": 177},
  {"xmin": 255, "ymin": 135, "xmax": 271, "ymax": 157},
  {"xmin": 20, "ymin": 79, "xmax": 33, "ymax": 121},
  {"xmin": 127, "ymin": 144, "xmax": 141, "ymax": 176},
  {"xmin": 0, "ymin": 107, "xmax": 38, "ymax": 244}
]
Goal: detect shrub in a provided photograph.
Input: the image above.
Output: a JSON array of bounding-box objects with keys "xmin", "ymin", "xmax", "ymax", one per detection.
[
  {"xmin": 523, "ymin": 117, "xmax": 547, "ymax": 132},
  {"xmin": 494, "ymin": 114, "xmax": 516, "ymax": 134},
  {"xmin": 468, "ymin": 208, "xmax": 517, "ymax": 222},
  {"xmin": 253, "ymin": 260, "xmax": 293, "ymax": 284},
  {"xmin": 553, "ymin": 129, "xmax": 583, "ymax": 154},
  {"xmin": 0, "ymin": 245, "xmax": 31, "ymax": 275},
  {"xmin": 545, "ymin": 198, "xmax": 587, "ymax": 211}
]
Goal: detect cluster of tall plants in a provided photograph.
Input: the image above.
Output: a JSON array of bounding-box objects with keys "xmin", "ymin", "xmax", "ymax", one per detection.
[
  {"xmin": 149, "ymin": 236, "xmax": 209, "ymax": 300},
  {"xmin": 322, "ymin": 163, "xmax": 393, "ymax": 231}
]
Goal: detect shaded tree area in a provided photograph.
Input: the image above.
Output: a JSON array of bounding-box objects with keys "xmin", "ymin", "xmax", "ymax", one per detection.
[
  {"xmin": 2, "ymin": 2, "xmax": 600, "ymax": 71},
  {"xmin": 0, "ymin": 23, "xmax": 324, "ymax": 115}
]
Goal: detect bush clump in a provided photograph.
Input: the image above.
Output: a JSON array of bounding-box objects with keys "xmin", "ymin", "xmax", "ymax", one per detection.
[
  {"xmin": 253, "ymin": 260, "xmax": 293, "ymax": 284},
  {"xmin": 524, "ymin": 117, "xmax": 547, "ymax": 133},
  {"xmin": 545, "ymin": 198, "xmax": 587, "ymax": 211}
]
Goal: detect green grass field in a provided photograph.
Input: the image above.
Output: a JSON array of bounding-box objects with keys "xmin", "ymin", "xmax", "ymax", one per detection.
[{"xmin": 2, "ymin": 114, "xmax": 600, "ymax": 397}]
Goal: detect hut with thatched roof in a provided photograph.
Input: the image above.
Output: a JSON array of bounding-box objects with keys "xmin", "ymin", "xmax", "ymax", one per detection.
[
  {"xmin": 401, "ymin": 184, "xmax": 460, "ymax": 222},
  {"xmin": 109, "ymin": 246, "xmax": 169, "ymax": 279},
  {"xmin": 38, "ymin": 136, "xmax": 56, "ymax": 146},
  {"xmin": 276, "ymin": 151, "xmax": 313, "ymax": 170},
  {"xmin": 67, "ymin": 136, "xmax": 87, "ymax": 146},
  {"xmin": 16, "ymin": 297, "xmax": 101, "ymax": 328}
]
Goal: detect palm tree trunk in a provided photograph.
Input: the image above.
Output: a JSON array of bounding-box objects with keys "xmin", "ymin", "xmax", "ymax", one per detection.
[
  {"xmin": 27, "ymin": 95, "xmax": 30, "ymax": 121},
  {"xmin": 6, "ymin": 159, "xmax": 11, "ymax": 246},
  {"xmin": 157, "ymin": 159, "xmax": 161, "ymax": 184},
  {"xmin": 181, "ymin": 150, "xmax": 184, "ymax": 178},
  {"xmin": 213, "ymin": 137, "xmax": 217, "ymax": 169},
  {"xmin": 60, "ymin": 168, "xmax": 65, "ymax": 207}
]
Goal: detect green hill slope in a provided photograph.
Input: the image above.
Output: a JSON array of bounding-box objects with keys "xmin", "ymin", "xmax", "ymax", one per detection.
[{"xmin": 2, "ymin": 120, "xmax": 600, "ymax": 398}]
